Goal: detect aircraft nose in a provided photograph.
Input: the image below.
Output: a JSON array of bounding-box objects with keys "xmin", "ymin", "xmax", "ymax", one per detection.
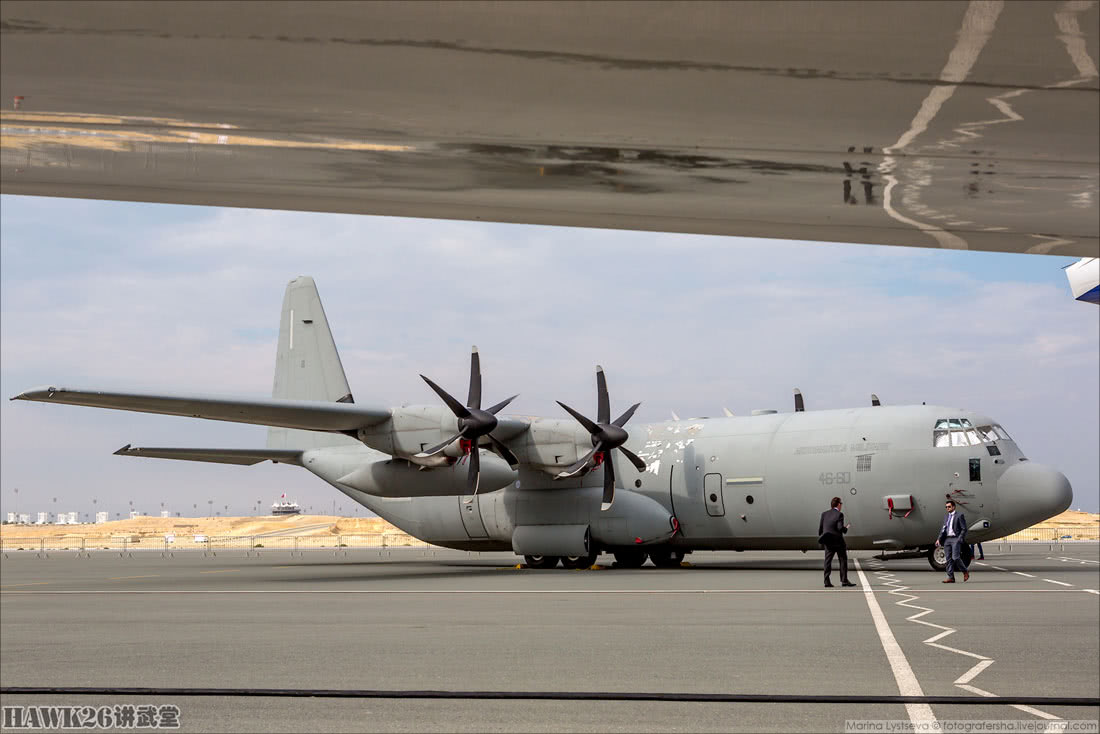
[{"xmin": 997, "ymin": 462, "xmax": 1072, "ymax": 527}]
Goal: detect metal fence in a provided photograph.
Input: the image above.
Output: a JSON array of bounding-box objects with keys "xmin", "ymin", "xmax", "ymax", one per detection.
[
  {"xmin": 1, "ymin": 526, "xmax": 1096, "ymax": 553},
  {"xmin": 0, "ymin": 533, "xmax": 432, "ymax": 553}
]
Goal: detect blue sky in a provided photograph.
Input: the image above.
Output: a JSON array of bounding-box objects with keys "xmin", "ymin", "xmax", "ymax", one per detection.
[{"xmin": 1, "ymin": 194, "xmax": 1097, "ymax": 518}]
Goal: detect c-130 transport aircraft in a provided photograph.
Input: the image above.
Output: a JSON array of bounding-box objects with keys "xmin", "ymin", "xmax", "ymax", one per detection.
[{"xmin": 12, "ymin": 277, "xmax": 1073, "ymax": 571}]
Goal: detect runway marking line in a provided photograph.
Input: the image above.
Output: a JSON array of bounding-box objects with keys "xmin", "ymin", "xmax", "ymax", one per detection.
[
  {"xmin": 1084, "ymin": 589, "xmax": 1099, "ymax": 596},
  {"xmin": 1, "ymin": 588, "xmax": 1091, "ymax": 595},
  {"xmin": 198, "ymin": 569, "xmax": 240, "ymax": 574},
  {"xmin": 0, "ymin": 582, "xmax": 51, "ymax": 588},
  {"xmin": 1042, "ymin": 579, "xmax": 1073, "ymax": 587},
  {"xmin": 1013, "ymin": 572, "xmax": 1035, "ymax": 578},
  {"xmin": 852, "ymin": 559, "xmax": 937, "ymax": 725},
  {"xmin": 107, "ymin": 575, "xmax": 160, "ymax": 580},
  {"xmin": 1048, "ymin": 556, "xmax": 1100, "ymax": 565},
  {"xmin": 863, "ymin": 558, "xmax": 1066, "ymax": 723}
]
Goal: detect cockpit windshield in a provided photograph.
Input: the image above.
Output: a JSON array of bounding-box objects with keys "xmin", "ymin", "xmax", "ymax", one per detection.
[{"xmin": 933, "ymin": 419, "xmax": 1011, "ymax": 447}]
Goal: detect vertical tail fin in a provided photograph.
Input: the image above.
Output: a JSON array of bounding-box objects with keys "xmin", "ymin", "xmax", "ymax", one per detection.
[{"xmin": 267, "ymin": 276, "xmax": 359, "ymax": 450}]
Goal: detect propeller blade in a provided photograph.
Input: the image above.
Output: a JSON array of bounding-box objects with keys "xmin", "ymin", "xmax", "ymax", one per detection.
[
  {"xmin": 618, "ymin": 445, "xmax": 647, "ymax": 473},
  {"xmin": 467, "ymin": 446, "xmax": 481, "ymax": 494},
  {"xmin": 487, "ymin": 433, "xmax": 519, "ymax": 468},
  {"xmin": 556, "ymin": 401, "xmax": 600, "ymax": 435},
  {"xmin": 612, "ymin": 402, "xmax": 641, "ymax": 428},
  {"xmin": 468, "ymin": 346, "xmax": 482, "ymax": 410},
  {"xmin": 556, "ymin": 444, "xmax": 601, "ymax": 479},
  {"xmin": 596, "ymin": 365, "xmax": 610, "ymax": 424},
  {"xmin": 794, "ymin": 389, "xmax": 805, "ymax": 413},
  {"xmin": 420, "ymin": 375, "xmax": 470, "ymax": 418},
  {"xmin": 871, "ymin": 393, "xmax": 881, "ymax": 407},
  {"xmin": 601, "ymin": 452, "xmax": 616, "ymax": 511},
  {"xmin": 415, "ymin": 432, "xmax": 464, "ymax": 458},
  {"xmin": 485, "ymin": 394, "xmax": 518, "ymax": 415}
]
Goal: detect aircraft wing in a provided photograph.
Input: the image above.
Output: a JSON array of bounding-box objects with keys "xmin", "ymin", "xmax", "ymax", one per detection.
[
  {"xmin": 113, "ymin": 444, "xmax": 304, "ymax": 466},
  {"xmin": 10, "ymin": 386, "xmax": 392, "ymax": 433}
]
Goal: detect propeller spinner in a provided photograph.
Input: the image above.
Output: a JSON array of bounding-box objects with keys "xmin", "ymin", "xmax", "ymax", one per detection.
[
  {"xmin": 415, "ymin": 347, "xmax": 519, "ymax": 493},
  {"xmin": 555, "ymin": 366, "xmax": 646, "ymax": 511}
]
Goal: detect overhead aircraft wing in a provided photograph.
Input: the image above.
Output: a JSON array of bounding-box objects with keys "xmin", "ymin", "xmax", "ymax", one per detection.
[
  {"xmin": 113, "ymin": 444, "xmax": 304, "ymax": 466},
  {"xmin": 10, "ymin": 386, "xmax": 391, "ymax": 433}
]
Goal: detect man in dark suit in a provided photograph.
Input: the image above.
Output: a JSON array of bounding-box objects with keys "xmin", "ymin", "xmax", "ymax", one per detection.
[
  {"xmin": 936, "ymin": 499, "xmax": 969, "ymax": 583},
  {"xmin": 819, "ymin": 496, "xmax": 855, "ymax": 588}
]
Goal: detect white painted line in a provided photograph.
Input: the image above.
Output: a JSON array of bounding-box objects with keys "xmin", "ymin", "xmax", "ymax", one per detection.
[
  {"xmin": 954, "ymin": 659, "xmax": 995, "ymax": 686},
  {"xmin": 853, "ymin": 559, "xmax": 938, "ymax": 725},
  {"xmin": 2, "ymin": 588, "xmax": 1086, "ymax": 595},
  {"xmin": 1043, "ymin": 579, "xmax": 1073, "ymax": 587},
  {"xmin": 1048, "ymin": 556, "xmax": 1099, "ymax": 565},
  {"xmin": 1013, "ymin": 572, "xmax": 1035, "ymax": 578},
  {"xmin": 990, "ymin": 566, "xmax": 1007, "ymax": 571},
  {"xmin": 1083, "ymin": 589, "xmax": 1099, "ymax": 595}
]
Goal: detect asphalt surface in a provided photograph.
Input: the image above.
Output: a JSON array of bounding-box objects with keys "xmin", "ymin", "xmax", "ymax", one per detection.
[{"xmin": 1, "ymin": 545, "xmax": 1097, "ymax": 732}]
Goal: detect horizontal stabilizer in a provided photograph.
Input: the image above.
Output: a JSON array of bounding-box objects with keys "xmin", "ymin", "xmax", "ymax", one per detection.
[
  {"xmin": 11, "ymin": 386, "xmax": 391, "ymax": 433},
  {"xmin": 114, "ymin": 444, "xmax": 304, "ymax": 466}
]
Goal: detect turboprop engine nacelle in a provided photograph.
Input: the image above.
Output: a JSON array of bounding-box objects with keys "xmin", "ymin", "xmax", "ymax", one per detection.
[{"xmin": 335, "ymin": 453, "xmax": 517, "ymax": 497}]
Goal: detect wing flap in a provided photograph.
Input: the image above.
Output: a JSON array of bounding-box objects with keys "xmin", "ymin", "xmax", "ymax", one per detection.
[
  {"xmin": 114, "ymin": 444, "xmax": 304, "ymax": 466},
  {"xmin": 11, "ymin": 386, "xmax": 391, "ymax": 432}
]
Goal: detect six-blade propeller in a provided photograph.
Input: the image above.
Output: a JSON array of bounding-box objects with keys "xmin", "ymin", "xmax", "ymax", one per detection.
[
  {"xmin": 415, "ymin": 346, "xmax": 519, "ymax": 494},
  {"xmin": 555, "ymin": 366, "xmax": 646, "ymax": 511}
]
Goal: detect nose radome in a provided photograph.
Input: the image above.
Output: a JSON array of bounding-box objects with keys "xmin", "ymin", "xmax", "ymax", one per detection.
[{"xmin": 997, "ymin": 462, "xmax": 1073, "ymax": 527}]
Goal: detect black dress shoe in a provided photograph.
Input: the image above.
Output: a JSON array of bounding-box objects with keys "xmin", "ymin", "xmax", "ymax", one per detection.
[
  {"xmin": 824, "ymin": 582, "xmax": 834, "ymax": 588},
  {"xmin": 841, "ymin": 581, "xmax": 857, "ymax": 587}
]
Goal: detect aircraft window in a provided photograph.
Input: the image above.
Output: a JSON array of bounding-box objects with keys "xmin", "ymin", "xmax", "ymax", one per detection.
[
  {"xmin": 960, "ymin": 419, "xmax": 973, "ymax": 428},
  {"xmin": 934, "ymin": 430, "xmax": 951, "ymax": 448},
  {"xmin": 969, "ymin": 458, "xmax": 981, "ymax": 482},
  {"xmin": 935, "ymin": 419, "xmax": 950, "ymax": 430},
  {"xmin": 950, "ymin": 431, "xmax": 969, "ymax": 447},
  {"xmin": 965, "ymin": 430, "xmax": 981, "ymax": 446},
  {"xmin": 993, "ymin": 425, "xmax": 1012, "ymax": 440},
  {"xmin": 948, "ymin": 419, "xmax": 963, "ymax": 429},
  {"xmin": 978, "ymin": 426, "xmax": 997, "ymax": 442},
  {"xmin": 986, "ymin": 444, "xmax": 1001, "ymax": 456}
]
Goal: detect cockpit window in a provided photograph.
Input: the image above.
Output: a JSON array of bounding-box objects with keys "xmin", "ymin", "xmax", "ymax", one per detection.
[{"xmin": 934, "ymin": 419, "xmax": 1005, "ymax": 448}]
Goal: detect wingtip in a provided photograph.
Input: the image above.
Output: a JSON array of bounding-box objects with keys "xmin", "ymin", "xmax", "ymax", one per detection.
[
  {"xmin": 596, "ymin": 364, "xmax": 604, "ymax": 373},
  {"xmin": 113, "ymin": 444, "xmax": 133, "ymax": 455},
  {"xmin": 471, "ymin": 345, "xmax": 479, "ymax": 354}
]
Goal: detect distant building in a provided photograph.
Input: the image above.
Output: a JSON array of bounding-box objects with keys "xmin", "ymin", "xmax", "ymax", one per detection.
[
  {"xmin": 5, "ymin": 512, "xmax": 14, "ymax": 524},
  {"xmin": 66, "ymin": 511, "xmax": 78, "ymax": 524},
  {"xmin": 129, "ymin": 510, "xmax": 142, "ymax": 520},
  {"xmin": 36, "ymin": 512, "xmax": 48, "ymax": 525},
  {"xmin": 160, "ymin": 510, "xmax": 170, "ymax": 518},
  {"xmin": 55, "ymin": 514, "xmax": 68, "ymax": 525},
  {"xmin": 18, "ymin": 513, "xmax": 30, "ymax": 524},
  {"xmin": 95, "ymin": 511, "xmax": 109, "ymax": 524}
]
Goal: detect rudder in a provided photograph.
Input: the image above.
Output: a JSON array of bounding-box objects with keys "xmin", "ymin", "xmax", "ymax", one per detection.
[{"xmin": 267, "ymin": 276, "xmax": 359, "ymax": 450}]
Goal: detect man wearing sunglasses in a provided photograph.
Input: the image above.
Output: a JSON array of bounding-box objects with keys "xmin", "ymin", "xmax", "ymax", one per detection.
[{"xmin": 935, "ymin": 499, "xmax": 970, "ymax": 583}]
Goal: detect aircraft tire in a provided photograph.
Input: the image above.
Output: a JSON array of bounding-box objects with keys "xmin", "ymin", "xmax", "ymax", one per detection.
[
  {"xmin": 648, "ymin": 548, "xmax": 685, "ymax": 568},
  {"xmin": 612, "ymin": 549, "xmax": 648, "ymax": 569},
  {"xmin": 561, "ymin": 550, "xmax": 600, "ymax": 570},
  {"xmin": 524, "ymin": 554, "xmax": 561, "ymax": 569},
  {"xmin": 927, "ymin": 546, "xmax": 947, "ymax": 572}
]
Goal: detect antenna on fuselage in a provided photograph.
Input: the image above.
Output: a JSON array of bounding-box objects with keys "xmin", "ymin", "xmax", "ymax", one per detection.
[{"xmin": 793, "ymin": 389, "xmax": 805, "ymax": 412}]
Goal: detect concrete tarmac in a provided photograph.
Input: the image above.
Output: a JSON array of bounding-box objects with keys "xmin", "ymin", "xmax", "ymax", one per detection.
[{"xmin": 2, "ymin": 545, "xmax": 1097, "ymax": 732}]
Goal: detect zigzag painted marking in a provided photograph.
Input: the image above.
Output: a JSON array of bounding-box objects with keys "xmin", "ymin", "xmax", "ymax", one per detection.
[{"xmin": 863, "ymin": 559, "xmax": 1065, "ymax": 725}]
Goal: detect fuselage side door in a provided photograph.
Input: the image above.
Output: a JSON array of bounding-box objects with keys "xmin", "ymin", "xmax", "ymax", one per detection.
[
  {"xmin": 704, "ymin": 473, "xmax": 725, "ymax": 516},
  {"xmin": 459, "ymin": 495, "xmax": 489, "ymax": 538}
]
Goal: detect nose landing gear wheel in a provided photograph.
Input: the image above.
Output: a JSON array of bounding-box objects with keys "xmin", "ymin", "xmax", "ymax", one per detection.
[
  {"xmin": 927, "ymin": 546, "xmax": 947, "ymax": 572},
  {"xmin": 612, "ymin": 549, "xmax": 648, "ymax": 569},
  {"xmin": 524, "ymin": 555, "xmax": 561, "ymax": 569},
  {"xmin": 648, "ymin": 548, "xmax": 685, "ymax": 568}
]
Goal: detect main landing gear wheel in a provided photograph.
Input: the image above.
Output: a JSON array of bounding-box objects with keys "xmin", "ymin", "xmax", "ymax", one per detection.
[
  {"xmin": 561, "ymin": 550, "xmax": 600, "ymax": 570},
  {"xmin": 927, "ymin": 546, "xmax": 947, "ymax": 572},
  {"xmin": 612, "ymin": 549, "xmax": 648, "ymax": 569},
  {"xmin": 648, "ymin": 548, "xmax": 685, "ymax": 568},
  {"xmin": 524, "ymin": 555, "xmax": 561, "ymax": 570}
]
